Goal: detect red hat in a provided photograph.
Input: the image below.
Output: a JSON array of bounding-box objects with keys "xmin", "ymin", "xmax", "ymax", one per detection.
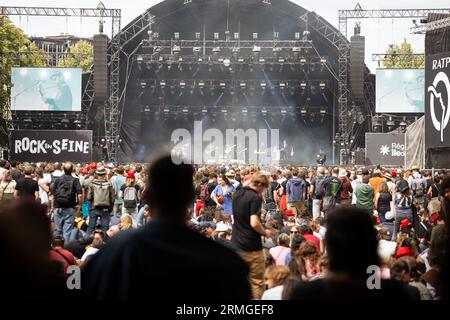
[
  {"xmin": 90, "ymin": 162, "xmax": 97, "ymax": 169},
  {"xmin": 82, "ymin": 169, "xmax": 89, "ymax": 175},
  {"xmin": 400, "ymin": 219, "xmax": 410, "ymax": 230},
  {"xmin": 390, "ymin": 170, "xmax": 397, "ymax": 177},
  {"xmin": 283, "ymin": 210, "xmax": 294, "ymax": 216},
  {"xmin": 396, "ymin": 246, "xmax": 414, "ymax": 258},
  {"xmin": 127, "ymin": 171, "xmax": 135, "ymax": 179}
]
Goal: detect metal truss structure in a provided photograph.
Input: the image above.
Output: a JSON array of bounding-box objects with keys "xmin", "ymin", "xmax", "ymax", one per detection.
[
  {"xmin": 410, "ymin": 16, "xmax": 450, "ymax": 34},
  {"xmin": 332, "ymin": 3, "xmax": 450, "ymax": 163},
  {"xmin": 136, "ymin": 53, "xmax": 328, "ymax": 65},
  {"xmin": 371, "ymin": 53, "xmax": 424, "ymax": 67},
  {"xmin": 338, "ymin": 4, "xmax": 450, "ymax": 38},
  {"xmin": 299, "ymin": 12, "xmax": 351, "ymax": 164},
  {"xmin": 0, "ymin": 5, "xmax": 128, "ymax": 161}
]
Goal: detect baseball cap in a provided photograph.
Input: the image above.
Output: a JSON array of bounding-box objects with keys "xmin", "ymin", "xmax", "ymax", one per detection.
[
  {"xmin": 127, "ymin": 171, "xmax": 135, "ymax": 179},
  {"xmin": 317, "ymin": 167, "xmax": 325, "ymax": 174}
]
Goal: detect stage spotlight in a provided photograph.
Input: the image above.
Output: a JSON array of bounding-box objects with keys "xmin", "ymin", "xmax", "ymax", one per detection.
[
  {"xmin": 319, "ymin": 81, "xmax": 326, "ymax": 91},
  {"xmin": 300, "ymin": 57, "xmax": 307, "ymax": 64},
  {"xmin": 253, "ymin": 33, "xmax": 258, "ymax": 40},
  {"xmin": 180, "ymin": 81, "xmax": 186, "ymax": 89},
  {"xmin": 387, "ymin": 117, "xmax": 395, "ymax": 131},
  {"xmin": 234, "ymin": 32, "xmax": 240, "ymax": 40},
  {"xmin": 294, "ymin": 32, "xmax": 300, "ymax": 40},
  {"xmin": 173, "ymin": 45, "xmax": 181, "ymax": 53},
  {"xmin": 160, "ymin": 80, "xmax": 166, "ymax": 88},
  {"xmin": 140, "ymin": 80, "xmax": 146, "ymax": 89},
  {"xmin": 174, "ymin": 32, "xmax": 180, "ymax": 40},
  {"xmin": 223, "ymin": 58, "xmax": 231, "ymax": 67},
  {"xmin": 300, "ymin": 107, "xmax": 307, "ymax": 116},
  {"xmin": 278, "ymin": 57, "xmax": 285, "ymax": 63},
  {"xmin": 253, "ymin": 46, "xmax": 261, "ymax": 53},
  {"xmin": 214, "ymin": 32, "xmax": 220, "ymax": 40},
  {"xmin": 198, "ymin": 80, "xmax": 205, "ymax": 88},
  {"xmin": 137, "ymin": 55, "xmax": 143, "ymax": 63},
  {"xmin": 399, "ymin": 119, "xmax": 407, "ymax": 132},
  {"xmin": 219, "ymin": 82, "xmax": 226, "ymax": 90},
  {"xmin": 212, "ymin": 47, "xmax": 221, "ymax": 53},
  {"xmin": 279, "ymin": 82, "xmax": 286, "ymax": 90}
]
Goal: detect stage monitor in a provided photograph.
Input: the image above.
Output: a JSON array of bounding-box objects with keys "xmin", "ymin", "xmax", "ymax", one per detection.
[
  {"xmin": 376, "ymin": 68, "xmax": 424, "ymax": 113},
  {"xmin": 11, "ymin": 67, "xmax": 82, "ymax": 112}
]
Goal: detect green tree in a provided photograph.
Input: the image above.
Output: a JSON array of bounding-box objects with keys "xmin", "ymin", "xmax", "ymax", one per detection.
[
  {"xmin": 382, "ymin": 38, "xmax": 425, "ymax": 69},
  {"xmin": 0, "ymin": 17, "xmax": 49, "ymax": 146},
  {"xmin": 57, "ymin": 40, "xmax": 93, "ymax": 72}
]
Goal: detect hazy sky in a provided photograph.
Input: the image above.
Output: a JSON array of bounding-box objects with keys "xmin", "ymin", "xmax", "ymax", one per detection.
[{"xmin": 3, "ymin": 0, "xmax": 449, "ymax": 72}]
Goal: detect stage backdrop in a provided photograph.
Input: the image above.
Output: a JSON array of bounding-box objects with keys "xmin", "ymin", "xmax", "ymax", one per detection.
[
  {"xmin": 10, "ymin": 130, "xmax": 92, "ymax": 163},
  {"xmin": 376, "ymin": 68, "xmax": 424, "ymax": 113},
  {"xmin": 11, "ymin": 67, "xmax": 82, "ymax": 112},
  {"xmin": 365, "ymin": 133, "xmax": 405, "ymax": 166}
]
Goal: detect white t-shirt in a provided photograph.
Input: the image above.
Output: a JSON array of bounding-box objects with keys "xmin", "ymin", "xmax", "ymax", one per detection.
[
  {"xmin": 378, "ymin": 239, "xmax": 397, "ymax": 263},
  {"xmin": 351, "ymin": 176, "xmax": 363, "ymax": 205},
  {"xmin": 38, "ymin": 176, "xmax": 51, "ymax": 205},
  {"xmin": 261, "ymin": 285, "xmax": 284, "ymax": 300},
  {"xmin": 81, "ymin": 247, "xmax": 99, "ymax": 262}
]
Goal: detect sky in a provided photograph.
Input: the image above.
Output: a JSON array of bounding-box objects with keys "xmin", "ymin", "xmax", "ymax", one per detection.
[{"xmin": 3, "ymin": 0, "xmax": 450, "ymax": 72}]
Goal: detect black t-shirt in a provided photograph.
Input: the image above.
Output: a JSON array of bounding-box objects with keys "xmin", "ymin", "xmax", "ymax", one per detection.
[
  {"xmin": 15, "ymin": 177, "xmax": 39, "ymax": 198},
  {"xmin": 206, "ymin": 182, "xmax": 218, "ymax": 206},
  {"xmin": 231, "ymin": 187, "xmax": 263, "ymax": 252},
  {"xmin": 281, "ymin": 179, "xmax": 288, "ymax": 196}
]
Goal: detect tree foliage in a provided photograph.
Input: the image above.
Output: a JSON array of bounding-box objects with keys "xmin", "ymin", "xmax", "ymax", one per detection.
[
  {"xmin": 57, "ymin": 40, "xmax": 93, "ymax": 72},
  {"xmin": 0, "ymin": 17, "xmax": 49, "ymax": 146},
  {"xmin": 382, "ymin": 39, "xmax": 425, "ymax": 69}
]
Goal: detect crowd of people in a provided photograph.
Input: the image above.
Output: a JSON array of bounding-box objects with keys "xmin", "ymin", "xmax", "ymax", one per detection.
[{"xmin": 0, "ymin": 157, "xmax": 449, "ymax": 300}]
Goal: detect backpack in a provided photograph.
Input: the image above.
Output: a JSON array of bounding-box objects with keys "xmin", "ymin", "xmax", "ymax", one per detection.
[
  {"xmin": 321, "ymin": 177, "xmax": 341, "ymax": 213},
  {"xmin": 314, "ymin": 176, "xmax": 326, "ymax": 199},
  {"xmin": 54, "ymin": 176, "xmax": 76, "ymax": 207},
  {"xmin": 200, "ymin": 183, "xmax": 210, "ymax": 202},
  {"xmin": 413, "ymin": 178, "xmax": 425, "ymax": 197},
  {"xmin": 123, "ymin": 186, "xmax": 138, "ymax": 209},
  {"xmin": 90, "ymin": 181, "xmax": 112, "ymax": 208}
]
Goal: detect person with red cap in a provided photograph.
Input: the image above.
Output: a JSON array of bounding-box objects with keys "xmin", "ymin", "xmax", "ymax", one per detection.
[{"xmin": 119, "ymin": 170, "xmax": 141, "ymax": 224}]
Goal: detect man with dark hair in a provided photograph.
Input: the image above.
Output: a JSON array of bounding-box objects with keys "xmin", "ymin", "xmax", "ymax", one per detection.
[
  {"xmin": 14, "ymin": 165, "xmax": 39, "ymax": 200},
  {"xmin": 49, "ymin": 235, "xmax": 76, "ymax": 275},
  {"xmin": 290, "ymin": 206, "xmax": 416, "ymax": 299},
  {"xmin": 232, "ymin": 172, "xmax": 272, "ymax": 299},
  {"xmin": 51, "ymin": 162, "xmax": 82, "ymax": 243},
  {"xmin": 83, "ymin": 155, "xmax": 250, "ymax": 299},
  {"xmin": 9, "ymin": 161, "xmax": 23, "ymax": 182}
]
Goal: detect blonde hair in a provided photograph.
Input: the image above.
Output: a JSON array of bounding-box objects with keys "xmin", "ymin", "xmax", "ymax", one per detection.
[
  {"xmin": 125, "ymin": 177, "xmax": 136, "ymax": 187},
  {"xmin": 264, "ymin": 265, "xmax": 290, "ymax": 287},
  {"xmin": 119, "ymin": 214, "xmax": 134, "ymax": 230}
]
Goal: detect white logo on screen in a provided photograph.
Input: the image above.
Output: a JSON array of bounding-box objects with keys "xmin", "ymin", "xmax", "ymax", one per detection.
[{"xmin": 428, "ymin": 71, "xmax": 450, "ymax": 142}]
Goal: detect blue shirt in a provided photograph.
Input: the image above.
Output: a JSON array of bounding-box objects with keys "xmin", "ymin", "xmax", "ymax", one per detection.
[{"xmin": 213, "ymin": 184, "xmax": 236, "ymax": 214}]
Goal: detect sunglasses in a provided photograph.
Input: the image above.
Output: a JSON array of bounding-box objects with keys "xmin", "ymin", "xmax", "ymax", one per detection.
[{"xmin": 290, "ymin": 231, "xmax": 299, "ymax": 234}]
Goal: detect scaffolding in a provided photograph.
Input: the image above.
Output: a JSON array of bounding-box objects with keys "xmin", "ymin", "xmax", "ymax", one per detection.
[{"xmin": 0, "ymin": 5, "xmax": 123, "ymax": 161}]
